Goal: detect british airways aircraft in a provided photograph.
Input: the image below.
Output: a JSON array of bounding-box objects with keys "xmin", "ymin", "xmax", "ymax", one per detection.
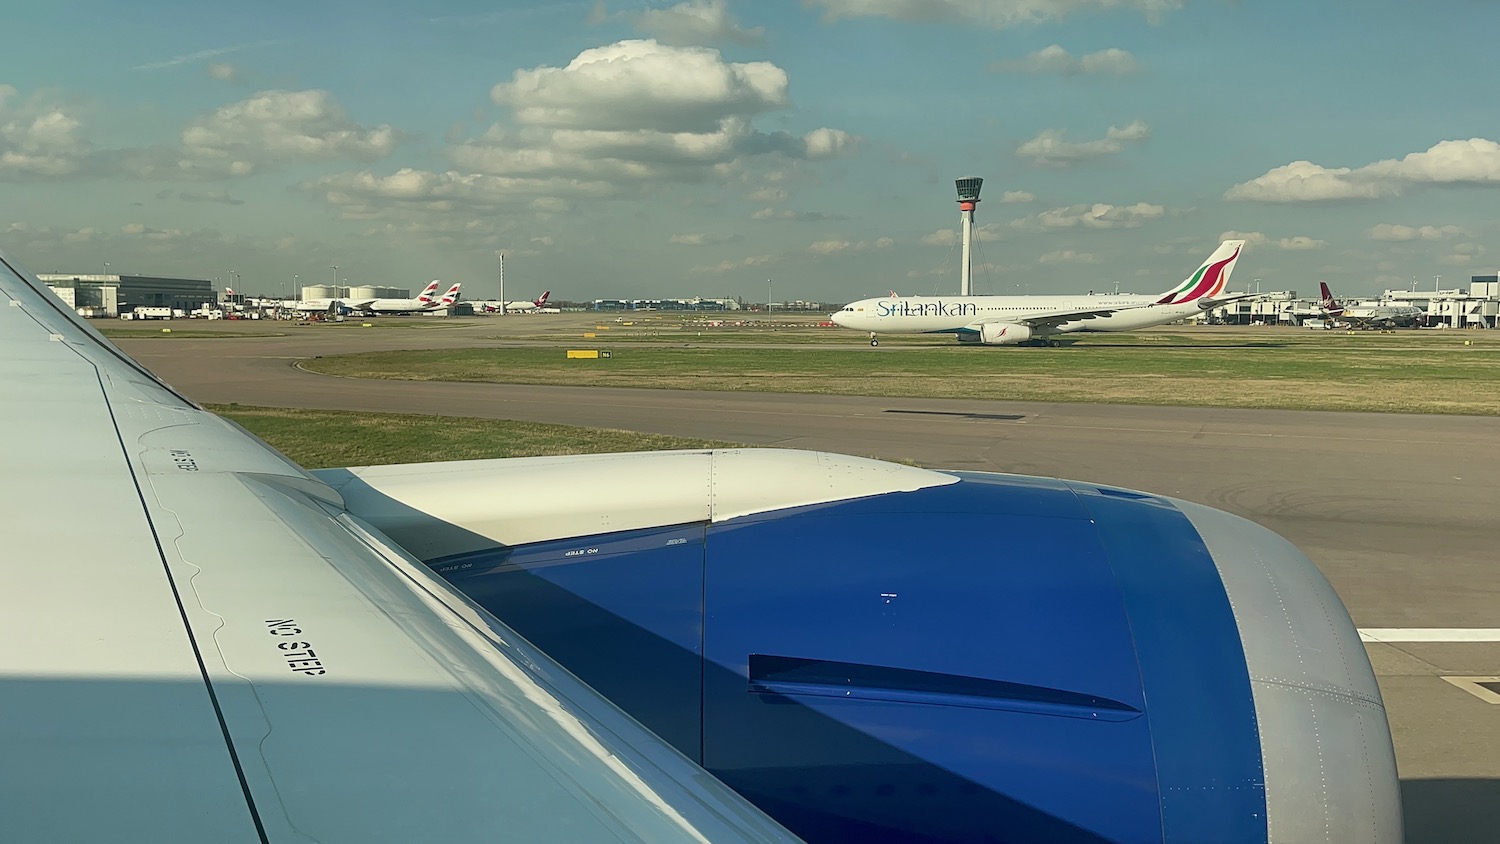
[
  {"xmin": 833, "ymin": 240, "xmax": 1249, "ymax": 345},
  {"xmin": 1, "ymin": 244, "xmax": 1399, "ymax": 843}
]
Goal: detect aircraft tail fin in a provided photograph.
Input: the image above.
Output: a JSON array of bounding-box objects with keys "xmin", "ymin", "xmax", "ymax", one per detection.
[
  {"xmin": 416, "ymin": 280, "xmax": 441, "ymax": 304},
  {"xmin": 440, "ymin": 283, "xmax": 461, "ymax": 306},
  {"xmin": 534, "ymin": 291, "xmax": 551, "ymax": 307},
  {"xmin": 1154, "ymin": 240, "xmax": 1245, "ymax": 305},
  {"xmin": 1319, "ymin": 282, "xmax": 1345, "ymax": 316}
]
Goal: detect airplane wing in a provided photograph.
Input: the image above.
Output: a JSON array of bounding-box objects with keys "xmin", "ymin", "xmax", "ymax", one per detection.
[
  {"xmin": 967, "ymin": 305, "xmax": 1123, "ymax": 331},
  {"xmin": 0, "ymin": 250, "xmax": 799, "ymax": 841}
]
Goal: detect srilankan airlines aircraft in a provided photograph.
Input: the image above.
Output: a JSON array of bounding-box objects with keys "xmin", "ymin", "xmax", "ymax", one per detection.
[
  {"xmin": 0, "ymin": 242, "xmax": 1398, "ymax": 843},
  {"xmin": 832, "ymin": 240, "xmax": 1249, "ymax": 345}
]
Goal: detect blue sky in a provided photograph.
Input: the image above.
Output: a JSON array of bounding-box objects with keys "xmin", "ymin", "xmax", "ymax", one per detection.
[{"xmin": 3, "ymin": 0, "xmax": 1498, "ymax": 303}]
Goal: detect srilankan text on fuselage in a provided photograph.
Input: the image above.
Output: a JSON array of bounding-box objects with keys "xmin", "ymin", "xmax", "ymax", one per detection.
[{"xmin": 875, "ymin": 299, "xmax": 979, "ymax": 318}]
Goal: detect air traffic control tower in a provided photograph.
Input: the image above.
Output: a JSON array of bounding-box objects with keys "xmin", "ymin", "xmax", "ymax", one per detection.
[{"xmin": 956, "ymin": 177, "xmax": 983, "ymax": 296}]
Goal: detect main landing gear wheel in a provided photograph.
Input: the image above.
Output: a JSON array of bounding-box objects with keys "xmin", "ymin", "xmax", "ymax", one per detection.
[{"xmin": 870, "ymin": 334, "xmax": 879, "ymax": 347}]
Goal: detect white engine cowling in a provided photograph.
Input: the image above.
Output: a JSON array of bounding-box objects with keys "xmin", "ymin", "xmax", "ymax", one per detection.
[{"xmin": 979, "ymin": 322, "xmax": 1033, "ymax": 345}]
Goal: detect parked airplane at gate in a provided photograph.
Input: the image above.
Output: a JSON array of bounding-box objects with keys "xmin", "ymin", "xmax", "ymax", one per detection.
[
  {"xmin": 475, "ymin": 290, "xmax": 552, "ymax": 313},
  {"xmin": 0, "ymin": 242, "xmax": 1399, "ymax": 844},
  {"xmin": 1319, "ymin": 281, "xmax": 1425, "ymax": 328},
  {"xmin": 362, "ymin": 281, "xmax": 459, "ymax": 314},
  {"xmin": 832, "ymin": 240, "xmax": 1250, "ymax": 345},
  {"xmin": 292, "ymin": 280, "xmax": 442, "ymax": 315}
]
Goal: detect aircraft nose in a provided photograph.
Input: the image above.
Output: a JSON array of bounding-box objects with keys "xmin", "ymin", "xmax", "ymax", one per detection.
[
  {"xmin": 1170, "ymin": 498, "xmax": 1403, "ymax": 843},
  {"xmin": 830, "ymin": 310, "xmax": 848, "ymax": 327}
]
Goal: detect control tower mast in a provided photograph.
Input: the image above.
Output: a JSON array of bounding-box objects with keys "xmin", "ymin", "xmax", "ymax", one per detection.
[{"xmin": 955, "ymin": 177, "xmax": 983, "ymax": 296}]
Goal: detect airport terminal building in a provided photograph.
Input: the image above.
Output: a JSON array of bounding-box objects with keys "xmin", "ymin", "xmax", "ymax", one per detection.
[
  {"xmin": 39, "ymin": 273, "xmax": 216, "ymax": 318},
  {"xmin": 1207, "ymin": 274, "xmax": 1500, "ymax": 328}
]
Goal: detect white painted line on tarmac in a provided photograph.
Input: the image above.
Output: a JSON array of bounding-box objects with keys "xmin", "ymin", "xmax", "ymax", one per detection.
[
  {"xmin": 1359, "ymin": 629, "xmax": 1500, "ymax": 643},
  {"xmin": 1441, "ymin": 677, "xmax": 1500, "ymax": 704}
]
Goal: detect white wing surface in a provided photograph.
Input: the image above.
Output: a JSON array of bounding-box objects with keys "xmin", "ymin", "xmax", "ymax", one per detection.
[{"xmin": 0, "ymin": 250, "xmax": 799, "ymax": 843}]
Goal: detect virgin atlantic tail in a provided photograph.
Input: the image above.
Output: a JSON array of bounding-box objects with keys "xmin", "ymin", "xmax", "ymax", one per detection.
[{"xmin": 1319, "ymin": 282, "xmax": 1346, "ymax": 317}]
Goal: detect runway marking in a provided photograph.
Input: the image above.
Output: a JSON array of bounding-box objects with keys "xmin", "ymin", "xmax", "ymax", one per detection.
[
  {"xmin": 1441, "ymin": 677, "xmax": 1500, "ymax": 704},
  {"xmin": 884, "ymin": 409, "xmax": 1026, "ymax": 421},
  {"xmin": 1359, "ymin": 629, "xmax": 1500, "ymax": 643}
]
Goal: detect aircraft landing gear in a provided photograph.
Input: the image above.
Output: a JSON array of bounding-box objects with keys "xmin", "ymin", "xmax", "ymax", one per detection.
[{"xmin": 870, "ymin": 333, "xmax": 879, "ymax": 347}]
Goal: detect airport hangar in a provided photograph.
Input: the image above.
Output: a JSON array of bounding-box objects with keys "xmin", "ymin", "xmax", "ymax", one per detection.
[{"xmin": 38, "ymin": 273, "xmax": 218, "ymax": 318}]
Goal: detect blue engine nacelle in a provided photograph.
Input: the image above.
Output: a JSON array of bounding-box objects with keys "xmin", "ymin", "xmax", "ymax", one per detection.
[{"xmin": 324, "ymin": 453, "xmax": 1401, "ymax": 844}]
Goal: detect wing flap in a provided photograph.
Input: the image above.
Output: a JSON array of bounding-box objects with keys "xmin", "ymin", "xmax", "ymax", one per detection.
[{"xmin": 981, "ymin": 306, "xmax": 1122, "ymax": 329}]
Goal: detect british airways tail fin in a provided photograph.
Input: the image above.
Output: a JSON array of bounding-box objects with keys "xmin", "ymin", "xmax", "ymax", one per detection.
[
  {"xmin": 1154, "ymin": 240, "xmax": 1245, "ymax": 305},
  {"xmin": 416, "ymin": 280, "xmax": 441, "ymax": 304},
  {"xmin": 440, "ymin": 283, "xmax": 461, "ymax": 306}
]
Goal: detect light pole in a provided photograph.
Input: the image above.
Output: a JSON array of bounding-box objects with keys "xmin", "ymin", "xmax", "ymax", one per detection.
[
  {"xmin": 767, "ymin": 278, "xmax": 772, "ymax": 313},
  {"xmin": 1435, "ymin": 275, "xmax": 1442, "ymax": 292},
  {"xmin": 1254, "ymin": 277, "xmax": 1261, "ymax": 295},
  {"xmin": 330, "ymin": 265, "xmax": 339, "ymax": 289},
  {"xmin": 103, "ymin": 261, "xmax": 110, "ymax": 278}
]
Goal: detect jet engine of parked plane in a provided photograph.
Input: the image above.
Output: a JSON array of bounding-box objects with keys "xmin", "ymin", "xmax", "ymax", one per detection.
[{"xmin": 320, "ymin": 451, "xmax": 1401, "ymax": 844}]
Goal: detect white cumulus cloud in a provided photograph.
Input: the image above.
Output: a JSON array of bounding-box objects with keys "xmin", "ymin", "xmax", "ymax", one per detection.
[
  {"xmin": 1219, "ymin": 230, "xmax": 1323, "ymax": 250},
  {"xmin": 116, "ymin": 89, "xmax": 398, "ymax": 180},
  {"xmin": 305, "ymin": 40, "xmax": 853, "ymax": 236},
  {"xmin": 605, "ymin": 0, "xmax": 765, "ymax": 46},
  {"xmin": 807, "ymin": 237, "xmax": 894, "ymax": 255},
  {"xmin": 1219, "ymin": 230, "xmax": 1269, "ymax": 246},
  {"xmin": 921, "ymin": 222, "xmax": 1006, "ymax": 245},
  {"xmin": 1439, "ymin": 242, "xmax": 1487, "ymax": 266},
  {"xmin": 669, "ymin": 232, "xmax": 741, "ymax": 246},
  {"xmin": 0, "ymin": 85, "xmax": 92, "ymax": 179},
  {"xmin": 1038, "ymin": 249, "xmax": 1099, "ymax": 264},
  {"xmin": 1366, "ymin": 223, "xmax": 1466, "ymax": 241},
  {"xmin": 999, "ymin": 190, "xmax": 1035, "ymax": 203},
  {"xmin": 991, "ymin": 45, "xmax": 1139, "ymax": 75},
  {"xmin": 492, "ymin": 39, "xmax": 787, "ymax": 133},
  {"xmin": 691, "ymin": 253, "xmax": 777, "ymax": 273},
  {"xmin": 1226, "ymin": 138, "xmax": 1500, "ymax": 203},
  {"xmin": 805, "ymin": 0, "xmax": 1184, "ymax": 29},
  {"xmin": 1016, "ymin": 120, "xmax": 1149, "ymax": 167},
  {"xmin": 1012, "ymin": 201, "xmax": 1164, "ymax": 231}
]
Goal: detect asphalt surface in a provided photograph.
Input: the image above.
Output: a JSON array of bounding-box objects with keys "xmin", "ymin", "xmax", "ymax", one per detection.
[{"xmin": 119, "ymin": 317, "xmax": 1500, "ymax": 843}]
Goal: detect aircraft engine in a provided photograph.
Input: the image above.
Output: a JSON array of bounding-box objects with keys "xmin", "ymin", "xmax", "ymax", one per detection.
[
  {"xmin": 979, "ymin": 322, "xmax": 1032, "ymax": 345},
  {"xmin": 323, "ymin": 450, "xmax": 1401, "ymax": 844}
]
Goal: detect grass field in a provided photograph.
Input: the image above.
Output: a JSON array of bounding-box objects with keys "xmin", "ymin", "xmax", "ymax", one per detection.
[
  {"xmin": 210, "ymin": 404, "xmax": 741, "ymax": 468},
  {"xmin": 298, "ymin": 334, "xmax": 1500, "ymax": 415}
]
